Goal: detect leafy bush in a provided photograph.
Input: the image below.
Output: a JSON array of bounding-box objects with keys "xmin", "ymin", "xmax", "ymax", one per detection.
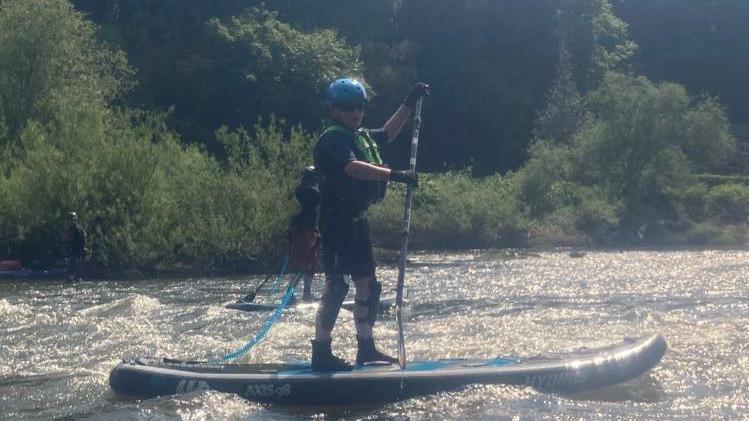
[
  {"xmin": 369, "ymin": 171, "xmax": 529, "ymax": 249},
  {"xmin": 576, "ymin": 74, "xmax": 702, "ymax": 223},
  {"xmin": 0, "ymin": 1, "xmax": 319, "ymax": 271},
  {"xmin": 681, "ymin": 97, "xmax": 735, "ymax": 172},
  {"xmin": 696, "ymin": 174, "xmax": 749, "ymax": 188},
  {"xmin": 518, "ymin": 141, "xmax": 575, "ymax": 217},
  {"xmin": 0, "ymin": 110, "xmax": 315, "ymax": 270},
  {"xmin": 684, "ymin": 222, "xmax": 746, "ymax": 245},
  {"xmin": 572, "ymin": 189, "xmax": 620, "ymax": 242},
  {"xmin": 705, "ymin": 183, "xmax": 749, "ymax": 224},
  {"xmin": 526, "ymin": 183, "xmax": 620, "ymax": 245},
  {"xmin": 521, "ymin": 72, "xmax": 734, "ymax": 243},
  {"xmin": 679, "ymin": 183, "xmax": 709, "ymax": 222}
]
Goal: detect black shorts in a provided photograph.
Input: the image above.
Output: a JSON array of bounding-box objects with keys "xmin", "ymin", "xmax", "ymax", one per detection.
[{"xmin": 321, "ymin": 216, "xmax": 376, "ymax": 279}]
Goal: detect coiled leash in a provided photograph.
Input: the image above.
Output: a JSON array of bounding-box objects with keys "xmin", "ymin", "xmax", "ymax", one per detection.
[
  {"xmin": 266, "ymin": 254, "xmax": 290, "ymax": 297},
  {"xmin": 212, "ymin": 272, "xmax": 303, "ymax": 363}
]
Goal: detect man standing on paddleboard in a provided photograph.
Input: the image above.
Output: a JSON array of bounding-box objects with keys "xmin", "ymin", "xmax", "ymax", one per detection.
[
  {"xmin": 65, "ymin": 211, "xmax": 87, "ymax": 282},
  {"xmin": 311, "ymin": 78, "xmax": 429, "ymax": 371}
]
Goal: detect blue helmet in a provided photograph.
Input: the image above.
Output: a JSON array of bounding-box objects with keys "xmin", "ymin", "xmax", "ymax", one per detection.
[{"xmin": 325, "ymin": 78, "xmax": 368, "ymax": 107}]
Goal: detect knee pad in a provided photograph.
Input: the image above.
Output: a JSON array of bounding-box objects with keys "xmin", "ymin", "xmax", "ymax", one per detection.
[
  {"xmin": 354, "ymin": 278, "xmax": 382, "ymax": 327},
  {"xmin": 319, "ymin": 274, "xmax": 349, "ymax": 331}
]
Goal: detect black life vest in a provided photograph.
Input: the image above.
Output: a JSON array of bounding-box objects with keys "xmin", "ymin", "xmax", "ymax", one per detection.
[{"xmin": 321, "ymin": 125, "xmax": 388, "ymax": 211}]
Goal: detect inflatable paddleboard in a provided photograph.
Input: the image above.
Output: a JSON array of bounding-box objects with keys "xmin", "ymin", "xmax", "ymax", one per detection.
[
  {"xmin": 225, "ymin": 294, "xmax": 400, "ymax": 313},
  {"xmin": 109, "ymin": 333, "xmax": 666, "ymax": 405}
]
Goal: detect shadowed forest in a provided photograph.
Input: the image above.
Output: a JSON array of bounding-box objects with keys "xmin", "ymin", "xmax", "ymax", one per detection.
[{"xmin": 1, "ymin": 0, "xmax": 748, "ymax": 272}]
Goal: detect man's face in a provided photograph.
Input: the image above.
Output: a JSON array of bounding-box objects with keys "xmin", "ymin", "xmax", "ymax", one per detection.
[{"xmin": 331, "ymin": 104, "xmax": 365, "ymax": 130}]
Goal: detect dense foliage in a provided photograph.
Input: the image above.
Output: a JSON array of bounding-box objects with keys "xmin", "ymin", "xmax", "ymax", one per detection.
[
  {"xmin": 0, "ymin": 0, "xmax": 746, "ymax": 272},
  {"xmin": 520, "ymin": 72, "xmax": 742, "ymax": 244},
  {"xmin": 369, "ymin": 172, "xmax": 529, "ymax": 250},
  {"xmin": 66, "ymin": 0, "xmax": 642, "ymax": 174},
  {"xmin": 0, "ymin": 0, "xmax": 314, "ymax": 270}
]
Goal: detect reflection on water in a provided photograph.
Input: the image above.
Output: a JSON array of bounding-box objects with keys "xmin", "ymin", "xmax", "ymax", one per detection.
[
  {"xmin": 568, "ymin": 373, "xmax": 666, "ymax": 403},
  {"xmin": 1, "ymin": 249, "xmax": 748, "ymax": 419}
]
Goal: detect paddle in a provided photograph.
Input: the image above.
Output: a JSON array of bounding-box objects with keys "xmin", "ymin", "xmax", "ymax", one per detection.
[
  {"xmin": 242, "ymin": 254, "xmax": 290, "ymax": 302},
  {"xmin": 395, "ymin": 96, "xmax": 424, "ymax": 369},
  {"xmin": 242, "ymin": 272, "xmax": 275, "ymax": 302}
]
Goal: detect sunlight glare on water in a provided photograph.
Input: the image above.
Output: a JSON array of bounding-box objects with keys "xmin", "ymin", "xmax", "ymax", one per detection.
[{"xmin": 1, "ymin": 249, "xmax": 748, "ymax": 419}]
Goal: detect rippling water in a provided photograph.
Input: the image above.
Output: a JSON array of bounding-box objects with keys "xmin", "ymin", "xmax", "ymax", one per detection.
[{"xmin": 1, "ymin": 249, "xmax": 748, "ymax": 419}]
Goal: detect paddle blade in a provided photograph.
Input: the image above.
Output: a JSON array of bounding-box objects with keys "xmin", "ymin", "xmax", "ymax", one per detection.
[{"xmin": 395, "ymin": 303, "xmax": 407, "ymax": 368}]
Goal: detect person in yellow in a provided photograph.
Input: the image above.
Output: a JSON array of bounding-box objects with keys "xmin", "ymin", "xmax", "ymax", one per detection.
[{"xmin": 311, "ymin": 78, "xmax": 428, "ymax": 371}]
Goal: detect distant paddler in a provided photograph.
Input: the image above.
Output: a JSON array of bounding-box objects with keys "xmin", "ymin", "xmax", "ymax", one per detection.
[{"xmin": 65, "ymin": 211, "xmax": 87, "ymax": 282}]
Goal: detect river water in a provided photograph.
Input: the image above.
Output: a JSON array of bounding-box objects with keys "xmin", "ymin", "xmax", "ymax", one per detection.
[{"xmin": 1, "ymin": 249, "xmax": 748, "ymax": 420}]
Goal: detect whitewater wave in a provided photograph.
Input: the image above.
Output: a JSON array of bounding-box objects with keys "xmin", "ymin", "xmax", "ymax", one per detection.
[
  {"xmin": 0, "ymin": 298, "xmax": 31, "ymax": 317},
  {"xmin": 78, "ymin": 295, "xmax": 162, "ymax": 318}
]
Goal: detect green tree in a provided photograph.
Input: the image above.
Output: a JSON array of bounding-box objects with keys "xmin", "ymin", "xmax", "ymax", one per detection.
[
  {"xmin": 202, "ymin": 8, "xmax": 363, "ymax": 133},
  {"xmin": 682, "ymin": 97, "xmax": 735, "ymax": 172},
  {"xmin": 0, "ymin": 0, "xmax": 130, "ymax": 169},
  {"xmin": 0, "ymin": 0, "xmax": 314, "ymax": 269},
  {"xmin": 533, "ymin": 43, "xmax": 589, "ymax": 145},
  {"xmin": 556, "ymin": 0, "xmax": 636, "ymax": 90},
  {"xmin": 574, "ymin": 73, "xmax": 733, "ymax": 228},
  {"xmin": 268, "ymin": 0, "xmax": 417, "ymax": 123},
  {"xmin": 520, "ymin": 72, "xmax": 735, "ymax": 241},
  {"xmin": 71, "ymin": 1, "xmax": 364, "ymax": 155}
]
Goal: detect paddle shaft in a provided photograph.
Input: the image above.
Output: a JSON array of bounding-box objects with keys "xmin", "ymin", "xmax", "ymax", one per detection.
[
  {"xmin": 244, "ymin": 272, "xmax": 275, "ymax": 302},
  {"xmin": 395, "ymin": 96, "xmax": 424, "ymax": 369}
]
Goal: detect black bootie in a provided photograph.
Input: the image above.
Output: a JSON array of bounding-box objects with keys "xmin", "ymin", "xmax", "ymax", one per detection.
[
  {"xmin": 311, "ymin": 339, "xmax": 352, "ymax": 371},
  {"xmin": 356, "ymin": 336, "xmax": 398, "ymax": 366}
]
